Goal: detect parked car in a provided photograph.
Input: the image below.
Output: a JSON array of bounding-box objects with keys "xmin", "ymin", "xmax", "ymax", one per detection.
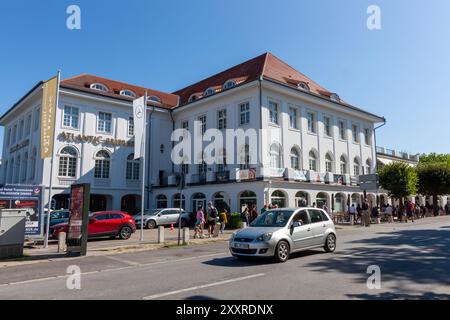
[
  {"xmin": 229, "ymin": 208, "xmax": 337, "ymax": 263},
  {"xmin": 49, "ymin": 211, "xmax": 136, "ymax": 240},
  {"xmin": 49, "ymin": 210, "xmax": 70, "ymax": 227},
  {"xmin": 134, "ymin": 208, "xmax": 190, "ymax": 229}
]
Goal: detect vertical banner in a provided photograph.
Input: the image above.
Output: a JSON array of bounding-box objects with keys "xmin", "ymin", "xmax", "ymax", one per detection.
[
  {"xmin": 67, "ymin": 183, "xmax": 90, "ymax": 256},
  {"xmin": 133, "ymin": 96, "xmax": 146, "ymax": 159},
  {"xmin": 41, "ymin": 76, "xmax": 58, "ymax": 159}
]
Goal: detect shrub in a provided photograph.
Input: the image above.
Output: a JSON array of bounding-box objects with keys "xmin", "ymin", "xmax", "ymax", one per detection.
[{"xmin": 226, "ymin": 212, "xmax": 243, "ymax": 230}]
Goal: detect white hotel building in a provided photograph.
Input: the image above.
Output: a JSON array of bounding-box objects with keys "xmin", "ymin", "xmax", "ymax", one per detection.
[{"xmin": 0, "ymin": 53, "xmax": 387, "ymax": 214}]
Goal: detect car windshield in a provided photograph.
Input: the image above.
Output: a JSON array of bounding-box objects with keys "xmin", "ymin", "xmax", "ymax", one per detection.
[{"xmin": 250, "ymin": 210, "xmax": 294, "ymax": 227}]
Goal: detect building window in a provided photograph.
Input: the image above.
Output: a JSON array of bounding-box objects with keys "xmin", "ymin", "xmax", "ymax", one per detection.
[
  {"xmin": 217, "ymin": 109, "xmax": 227, "ymax": 130},
  {"xmin": 269, "ymin": 101, "xmax": 279, "ymax": 124},
  {"xmin": 240, "ymin": 145, "xmax": 250, "ymax": 170},
  {"xmin": 324, "ymin": 116, "xmax": 332, "ymax": 137},
  {"xmin": 223, "ymin": 80, "xmax": 236, "ymax": 90},
  {"xmin": 309, "ymin": 151, "xmax": 317, "ymax": 171},
  {"xmin": 340, "ymin": 156, "xmax": 347, "ymax": 174},
  {"xmin": 94, "ymin": 150, "xmax": 111, "ymax": 179},
  {"xmin": 148, "ymin": 96, "xmax": 161, "ymax": 104},
  {"xmin": 325, "ymin": 153, "xmax": 333, "ymax": 173},
  {"xmin": 270, "ymin": 144, "xmax": 282, "ymax": 168},
  {"xmin": 338, "ymin": 120, "xmax": 346, "ymax": 140},
  {"xmin": 63, "ymin": 106, "xmax": 79, "ymax": 129},
  {"xmin": 307, "ymin": 112, "xmax": 316, "ymax": 133},
  {"xmin": 288, "ymin": 107, "xmax": 298, "ymax": 129},
  {"xmin": 198, "ymin": 115, "xmax": 206, "ymax": 135},
  {"xmin": 353, "ymin": 158, "xmax": 360, "ymax": 176},
  {"xmin": 217, "ymin": 150, "xmax": 228, "ymax": 173},
  {"xmin": 365, "ymin": 159, "xmax": 372, "ymax": 175},
  {"xmin": 364, "ymin": 128, "xmax": 372, "ymax": 145},
  {"xmin": 156, "ymin": 195, "xmax": 168, "ymax": 209},
  {"xmin": 198, "ymin": 161, "xmax": 207, "ymax": 175},
  {"xmin": 58, "ymin": 147, "xmax": 77, "ymax": 178},
  {"xmin": 120, "ymin": 90, "xmax": 136, "ymax": 98},
  {"xmin": 6, "ymin": 128, "xmax": 11, "ymax": 147},
  {"xmin": 21, "ymin": 152, "xmax": 28, "ymax": 182},
  {"xmin": 19, "ymin": 119, "xmax": 24, "ymax": 140},
  {"xmin": 181, "ymin": 163, "xmax": 189, "ymax": 175},
  {"xmin": 352, "ymin": 124, "xmax": 360, "ymax": 143},
  {"xmin": 290, "ymin": 148, "xmax": 300, "ymax": 170},
  {"xmin": 204, "ymin": 88, "xmax": 215, "ymax": 97},
  {"xmin": 239, "ymin": 102, "xmax": 250, "ymax": 125},
  {"xmin": 98, "ymin": 112, "xmax": 112, "ymax": 133},
  {"xmin": 188, "ymin": 94, "xmax": 198, "ymax": 103},
  {"xmin": 128, "ymin": 117, "xmax": 134, "ymax": 136},
  {"xmin": 12, "ymin": 124, "xmax": 17, "ymax": 144},
  {"xmin": 126, "ymin": 154, "xmax": 140, "ymax": 180},
  {"xmin": 34, "ymin": 108, "xmax": 40, "ymax": 131},
  {"xmin": 30, "ymin": 148, "xmax": 37, "ymax": 180},
  {"xmin": 182, "ymin": 120, "xmax": 189, "ymax": 130},
  {"xmin": 26, "ymin": 113, "xmax": 32, "ymax": 136},
  {"xmin": 298, "ymin": 82, "xmax": 310, "ymax": 91},
  {"xmin": 90, "ymin": 83, "xmax": 108, "ymax": 92}
]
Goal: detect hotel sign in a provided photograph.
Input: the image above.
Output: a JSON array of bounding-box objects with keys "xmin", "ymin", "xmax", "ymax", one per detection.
[
  {"xmin": 59, "ymin": 132, "xmax": 134, "ymax": 147},
  {"xmin": 239, "ymin": 168, "xmax": 256, "ymax": 181}
]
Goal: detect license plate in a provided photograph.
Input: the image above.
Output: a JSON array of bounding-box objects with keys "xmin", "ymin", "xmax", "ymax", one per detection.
[{"xmin": 234, "ymin": 242, "xmax": 249, "ymax": 249}]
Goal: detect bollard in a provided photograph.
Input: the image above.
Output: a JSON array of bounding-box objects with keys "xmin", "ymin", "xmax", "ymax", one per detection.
[
  {"xmin": 242, "ymin": 222, "xmax": 247, "ymax": 228},
  {"xmin": 350, "ymin": 215, "xmax": 354, "ymax": 225},
  {"xmin": 58, "ymin": 232, "xmax": 67, "ymax": 253},
  {"xmin": 182, "ymin": 227, "xmax": 189, "ymax": 245},
  {"xmin": 158, "ymin": 226, "xmax": 165, "ymax": 244}
]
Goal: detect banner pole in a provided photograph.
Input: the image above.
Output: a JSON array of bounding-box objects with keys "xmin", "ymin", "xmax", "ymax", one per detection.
[
  {"xmin": 140, "ymin": 92, "xmax": 147, "ymax": 242},
  {"xmin": 44, "ymin": 70, "xmax": 61, "ymax": 249}
]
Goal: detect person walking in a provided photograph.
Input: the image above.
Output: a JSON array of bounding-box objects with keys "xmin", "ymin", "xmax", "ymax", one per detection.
[
  {"xmin": 362, "ymin": 200, "xmax": 370, "ymax": 227},
  {"xmin": 193, "ymin": 206, "xmax": 205, "ymax": 239},
  {"xmin": 261, "ymin": 204, "xmax": 268, "ymax": 215},
  {"xmin": 349, "ymin": 204, "xmax": 357, "ymax": 225},
  {"xmin": 356, "ymin": 203, "xmax": 362, "ymax": 224},
  {"xmin": 219, "ymin": 209, "xmax": 228, "ymax": 236},
  {"xmin": 206, "ymin": 202, "xmax": 219, "ymax": 238},
  {"xmin": 385, "ymin": 204, "xmax": 393, "ymax": 223},
  {"xmin": 241, "ymin": 205, "xmax": 250, "ymax": 226},
  {"xmin": 249, "ymin": 204, "xmax": 258, "ymax": 223}
]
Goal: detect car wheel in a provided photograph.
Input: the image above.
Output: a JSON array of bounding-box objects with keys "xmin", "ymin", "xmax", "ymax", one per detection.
[
  {"xmin": 324, "ymin": 234, "xmax": 337, "ymax": 253},
  {"xmin": 147, "ymin": 220, "xmax": 157, "ymax": 229},
  {"xmin": 274, "ymin": 240, "xmax": 290, "ymax": 263},
  {"xmin": 119, "ymin": 226, "xmax": 132, "ymax": 240}
]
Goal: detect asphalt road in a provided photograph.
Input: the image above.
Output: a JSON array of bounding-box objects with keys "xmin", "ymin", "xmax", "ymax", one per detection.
[{"xmin": 1, "ymin": 216, "xmax": 450, "ymax": 300}]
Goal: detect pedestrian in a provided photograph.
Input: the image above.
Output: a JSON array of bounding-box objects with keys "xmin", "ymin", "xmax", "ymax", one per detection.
[
  {"xmin": 414, "ymin": 203, "xmax": 421, "ymax": 220},
  {"xmin": 206, "ymin": 201, "xmax": 219, "ymax": 237},
  {"xmin": 249, "ymin": 204, "xmax": 258, "ymax": 223},
  {"xmin": 219, "ymin": 209, "xmax": 228, "ymax": 236},
  {"xmin": 241, "ymin": 205, "xmax": 250, "ymax": 226},
  {"xmin": 445, "ymin": 203, "xmax": 450, "ymax": 215},
  {"xmin": 312, "ymin": 202, "xmax": 317, "ymax": 208},
  {"xmin": 356, "ymin": 203, "xmax": 362, "ymax": 224},
  {"xmin": 371, "ymin": 205, "xmax": 380, "ymax": 224},
  {"xmin": 384, "ymin": 204, "xmax": 393, "ymax": 223},
  {"xmin": 193, "ymin": 206, "xmax": 205, "ymax": 239},
  {"xmin": 406, "ymin": 201, "xmax": 414, "ymax": 223},
  {"xmin": 349, "ymin": 204, "xmax": 357, "ymax": 225},
  {"xmin": 261, "ymin": 204, "xmax": 268, "ymax": 215},
  {"xmin": 362, "ymin": 200, "xmax": 370, "ymax": 227}
]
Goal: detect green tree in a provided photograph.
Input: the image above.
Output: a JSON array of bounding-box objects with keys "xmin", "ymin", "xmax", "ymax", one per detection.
[
  {"xmin": 378, "ymin": 162, "xmax": 418, "ymax": 211},
  {"xmin": 417, "ymin": 154, "xmax": 450, "ymax": 216}
]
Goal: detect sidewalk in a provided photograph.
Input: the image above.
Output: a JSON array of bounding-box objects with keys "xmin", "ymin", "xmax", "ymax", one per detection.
[{"xmin": 1, "ymin": 227, "xmax": 235, "ymax": 268}]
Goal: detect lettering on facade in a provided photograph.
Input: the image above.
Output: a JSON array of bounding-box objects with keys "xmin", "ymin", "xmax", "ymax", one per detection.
[
  {"xmin": 10, "ymin": 139, "xmax": 30, "ymax": 153},
  {"xmin": 59, "ymin": 132, "xmax": 134, "ymax": 147}
]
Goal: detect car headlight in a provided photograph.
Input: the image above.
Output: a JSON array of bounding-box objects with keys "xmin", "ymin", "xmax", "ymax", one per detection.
[
  {"xmin": 256, "ymin": 233, "xmax": 273, "ymax": 242},
  {"xmin": 230, "ymin": 232, "xmax": 237, "ymax": 241}
]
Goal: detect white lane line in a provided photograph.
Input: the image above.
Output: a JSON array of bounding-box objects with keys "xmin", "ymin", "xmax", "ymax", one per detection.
[
  {"xmin": 143, "ymin": 273, "xmax": 265, "ymax": 300},
  {"xmin": 0, "ymin": 252, "xmax": 227, "ymax": 287}
]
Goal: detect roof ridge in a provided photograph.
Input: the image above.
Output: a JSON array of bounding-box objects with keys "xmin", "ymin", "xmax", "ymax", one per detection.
[{"xmin": 260, "ymin": 52, "xmax": 271, "ymax": 78}]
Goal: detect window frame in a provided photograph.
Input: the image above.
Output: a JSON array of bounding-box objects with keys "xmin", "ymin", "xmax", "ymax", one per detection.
[
  {"xmin": 268, "ymin": 100, "xmax": 279, "ymax": 125},
  {"xmin": 62, "ymin": 105, "xmax": 80, "ymax": 129},
  {"xmin": 239, "ymin": 101, "xmax": 250, "ymax": 126},
  {"xmin": 97, "ymin": 111, "xmax": 113, "ymax": 134}
]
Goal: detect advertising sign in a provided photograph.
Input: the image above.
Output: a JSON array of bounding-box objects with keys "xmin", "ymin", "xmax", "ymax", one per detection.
[
  {"xmin": 0, "ymin": 185, "xmax": 44, "ymax": 238},
  {"xmin": 239, "ymin": 168, "xmax": 256, "ymax": 181},
  {"xmin": 41, "ymin": 76, "xmax": 58, "ymax": 159},
  {"xmin": 67, "ymin": 183, "xmax": 90, "ymax": 256},
  {"xmin": 293, "ymin": 170, "xmax": 307, "ymax": 182},
  {"xmin": 334, "ymin": 174, "xmax": 344, "ymax": 185}
]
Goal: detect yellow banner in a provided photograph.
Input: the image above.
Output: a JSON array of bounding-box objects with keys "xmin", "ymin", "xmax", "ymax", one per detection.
[{"xmin": 41, "ymin": 76, "xmax": 58, "ymax": 159}]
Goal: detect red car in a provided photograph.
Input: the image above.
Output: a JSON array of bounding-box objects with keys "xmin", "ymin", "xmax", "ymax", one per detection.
[{"xmin": 50, "ymin": 211, "xmax": 136, "ymax": 240}]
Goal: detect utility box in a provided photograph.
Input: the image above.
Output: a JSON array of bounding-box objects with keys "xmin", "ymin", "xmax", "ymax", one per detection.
[{"xmin": 0, "ymin": 209, "xmax": 27, "ymax": 259}]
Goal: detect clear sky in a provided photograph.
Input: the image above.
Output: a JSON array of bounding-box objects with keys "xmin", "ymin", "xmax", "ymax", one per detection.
[{"xmin": 0, "ymin": 0, "xmax": 449, "ymax": 154}]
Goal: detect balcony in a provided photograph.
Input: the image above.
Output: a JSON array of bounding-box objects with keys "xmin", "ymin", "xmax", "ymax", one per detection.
[{"xmin": 216, "ymin": 171, "xmax": 230, "ymax": 182}]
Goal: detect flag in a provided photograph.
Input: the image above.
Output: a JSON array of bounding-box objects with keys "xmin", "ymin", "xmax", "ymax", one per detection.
[
  {"xmin": 41, "ymin": 76, "xmax": 58, "ymax": 159},
  {"xmin": 133, "ymin": 95, "xmax": 146, "ymax": 159}
]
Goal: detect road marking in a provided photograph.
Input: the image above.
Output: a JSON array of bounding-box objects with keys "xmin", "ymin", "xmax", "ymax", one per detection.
[
  {"xmin": 142, "ymin": 273, "xmax": 265, "ymax": 300},
  {"xmin": 0, "ymin": 252, "xmax": 227, "ymax": 287}
]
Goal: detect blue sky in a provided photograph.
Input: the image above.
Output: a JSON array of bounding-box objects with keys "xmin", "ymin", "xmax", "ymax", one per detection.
[{"xmin": 0, "ymin": 0, "xmax": 449, "ymax": 154}]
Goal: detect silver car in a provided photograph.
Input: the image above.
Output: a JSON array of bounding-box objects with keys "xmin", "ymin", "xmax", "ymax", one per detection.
[
  {"xmin": 134, "ymin": 208, "xmax": 190, "ymax": 229},
  {"xmin": 229, "ymin": 208, "xmax": 337, "ymax": 262}
]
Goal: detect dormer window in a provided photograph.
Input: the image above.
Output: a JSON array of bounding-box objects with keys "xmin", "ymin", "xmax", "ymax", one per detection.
[
  {"xmin": 148, "ymin": 95, "xmax": 161, "ymax": 104},
  {"xmin": 298, "ymin": 82, "xmax": 310, "ymax": 91},
  {"xmin": 90, "ymin": 83, "xmax": 108, "ymax": 92},
  {"xmin": 120, "ymin": 89, "xmax": 136, "ymax": 98},
  {"xmin": 223, "ymin": 80, "xmax": 236, "ymax": 90},
  {"xmin": 188, "ymin": 94, "xmax": 198, "ymax": 103},
  {"xmin": 203, "ymin": 88, "xmax": 215, "ymax": 97},
  {"xmin": 330, "ymin": 94, "xmax": 340, "ymax": 102}
]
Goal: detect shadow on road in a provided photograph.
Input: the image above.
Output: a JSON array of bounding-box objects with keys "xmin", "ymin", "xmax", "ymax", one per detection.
[
  {"xmin": 305, "ymin": 229, "xmax": 450, "ymax": 288},
  {"xmin": 202, "ymin": 250, "xmax": 323, "ymax": 267}
]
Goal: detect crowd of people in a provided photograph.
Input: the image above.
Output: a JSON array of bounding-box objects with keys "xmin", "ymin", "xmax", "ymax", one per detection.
[{"xmin": 193, "ymin": 201, "xmax": 228, "ymax": 239}]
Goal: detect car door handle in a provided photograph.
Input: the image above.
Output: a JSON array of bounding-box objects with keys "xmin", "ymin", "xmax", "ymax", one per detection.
[
  {"xmin": 322, "ymin": 224, "xmax": 326, "ymax": 227},
  {"xmin": 307, "ymin": 228, "xmax": 311, "ymax": 232}
]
